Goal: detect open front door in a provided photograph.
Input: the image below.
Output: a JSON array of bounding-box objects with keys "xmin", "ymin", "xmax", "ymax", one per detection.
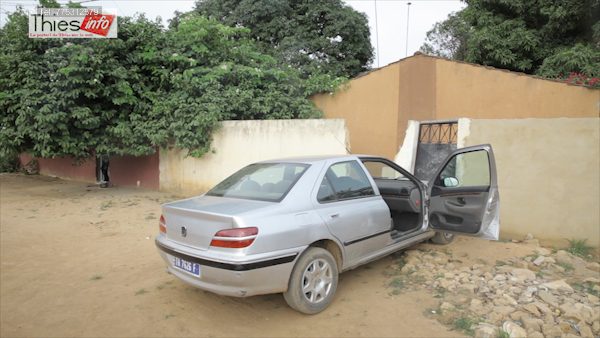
[{"xmin": 427, "ymin": 144, "xmax": 500, "ymax": 240}]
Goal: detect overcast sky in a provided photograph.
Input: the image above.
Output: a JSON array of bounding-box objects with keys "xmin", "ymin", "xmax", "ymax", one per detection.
[{"xmin": 0, "ymin": 0, "xmax": 465, "ymax": 68}]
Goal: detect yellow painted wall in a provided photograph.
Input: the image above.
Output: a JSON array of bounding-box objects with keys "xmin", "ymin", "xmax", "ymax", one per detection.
[
  {"xmin": 159, "ymin": 119, "xmax": 349, "ymax": 196},
  {"xmin": 311, "ymin": 54, "xmax": 600, "ymax": 162},
  {"xmin": 397, "ymin": 56, "xmax": 437, "ymax": 150},
  {"xmin": 310, "ymin": 63, "xmax": 401, "ymax": 159},
  {"xmin": 435, "ymin": 58, "xmax": 600, "ymax": 120},
  {"xmin": 464, "ymin": 118, "xmax": 600, "ymax": 249}
]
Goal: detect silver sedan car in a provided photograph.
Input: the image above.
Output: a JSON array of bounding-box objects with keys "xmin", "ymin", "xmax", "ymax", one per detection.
[{"xmin": 156, "ymin": 144, "xmax": 500, "ymax": 314}]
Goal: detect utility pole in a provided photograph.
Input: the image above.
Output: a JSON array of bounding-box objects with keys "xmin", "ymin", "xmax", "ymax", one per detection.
[
  {"xmin": 406, "ymin": 2, "xmax": 411, "ymax": 58},
  {"xmin": 374, "ymin": 0, "xmax": 380, "ymax": 67}
]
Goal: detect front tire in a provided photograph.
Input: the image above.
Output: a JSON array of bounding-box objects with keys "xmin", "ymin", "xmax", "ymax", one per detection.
[
  {"xmin": 432, "ymin": 232, "xmax": 455, "ymax": 245},
  {"xmin": 283, "ymin": 247, "xmax": 338, "ymax": 314}
]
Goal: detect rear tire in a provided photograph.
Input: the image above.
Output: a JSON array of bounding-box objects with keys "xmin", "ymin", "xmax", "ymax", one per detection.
[
  {"xmin": 432, "ymin": 232, "xmax": 455, "ymax": 245},
  {"xmin": 283, "ymin": 247, "xmax": 338, "ymax": 314}
]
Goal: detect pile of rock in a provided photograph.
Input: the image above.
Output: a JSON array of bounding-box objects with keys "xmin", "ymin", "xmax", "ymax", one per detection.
[{"xmin": 399, "ymin": 240, "xmax": 600, "ymax": 338}]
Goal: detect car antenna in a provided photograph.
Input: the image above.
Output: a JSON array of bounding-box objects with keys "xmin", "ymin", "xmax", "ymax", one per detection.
[{"xmin": 335, "ymin": 136, "xmax": 352, "ymax": 154}]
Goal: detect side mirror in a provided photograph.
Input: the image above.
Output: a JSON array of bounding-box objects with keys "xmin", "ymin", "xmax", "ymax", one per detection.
[{"xmin": 443, "ymin": 177, "xmax": 459, "ymax": 187}]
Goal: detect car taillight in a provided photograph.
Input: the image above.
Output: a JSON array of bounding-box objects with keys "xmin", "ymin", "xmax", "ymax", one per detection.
[
  {"xmin": 210, "ymin": 227, "xmax": 258, "ymax": 248},
  {"xmin": 159, "ymin": 214, "xmax": 167, "ymax": 234}
]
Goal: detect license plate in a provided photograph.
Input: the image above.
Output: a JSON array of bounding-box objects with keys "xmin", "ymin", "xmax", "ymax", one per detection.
[{"xmin": 173, "ymin": 256, "xmax": 201, "ymax": 277}]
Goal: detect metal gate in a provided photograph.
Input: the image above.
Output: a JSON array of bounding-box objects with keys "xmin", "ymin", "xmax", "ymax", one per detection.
[{"xmin": 413, "ymin": 120, "xmax": 458, "ymax": 181}]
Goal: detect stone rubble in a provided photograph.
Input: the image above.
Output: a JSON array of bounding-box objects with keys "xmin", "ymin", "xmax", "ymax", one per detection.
[{"xmin": 394, "ymin": 234, "xmax": 600, "ymax": 338}]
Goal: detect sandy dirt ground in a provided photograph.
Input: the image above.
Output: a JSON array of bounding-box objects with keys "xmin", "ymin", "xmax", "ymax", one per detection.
[{"xmin": 1, "ymin": 173, "xmax": 554, "ymax": 337}]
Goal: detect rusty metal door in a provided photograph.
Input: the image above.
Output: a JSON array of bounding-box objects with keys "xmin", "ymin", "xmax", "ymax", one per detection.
[{"xmin": 413, "ymin": 120, "xmax": 458, "ymax": 181}]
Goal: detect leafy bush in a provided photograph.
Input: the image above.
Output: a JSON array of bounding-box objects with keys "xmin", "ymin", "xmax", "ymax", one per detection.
[
  {"xmin": 0, "ymin": 148, "xmax": 20, "ymax": 172},
  {"xmin": 0, "ymin": 11, "xmax": 348, "ymax": 162}
]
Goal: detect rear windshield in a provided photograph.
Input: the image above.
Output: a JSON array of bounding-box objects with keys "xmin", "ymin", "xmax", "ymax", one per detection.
[{"xmin": 206, "ymin": 163, "xmax": 310, "ymax": 202}]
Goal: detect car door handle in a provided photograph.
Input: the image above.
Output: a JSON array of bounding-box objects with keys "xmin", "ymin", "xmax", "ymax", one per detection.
[
  {"xmin": 448, "ymin": 198, "xmax": 466, "ymax": 207},
  {"xmin": 329, "ymin": 213, "xmax": 341, "ymax": 219}
]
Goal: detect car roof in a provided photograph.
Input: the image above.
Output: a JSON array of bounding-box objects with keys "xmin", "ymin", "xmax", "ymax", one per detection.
[{"xmin": 256, "ymin": 154, "xmax": 385, "ymax": 164}]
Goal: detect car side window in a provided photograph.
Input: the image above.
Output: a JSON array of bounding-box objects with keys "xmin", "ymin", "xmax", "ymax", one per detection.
[
  {"xmin": 317, "ymin": 177, "xmax": 336, "ymax": 202},
  {"xmin": 322, "ymin": 161, "xmax": 375, "ymax": 201},
  {"xmin": 438, "ymin": 150, "xmax": 490, "ymax": 187}
]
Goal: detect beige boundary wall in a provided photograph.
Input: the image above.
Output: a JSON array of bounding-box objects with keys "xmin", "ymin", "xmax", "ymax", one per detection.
[
  {"xmin": 463, "ymin": 118, "xmax": 600, "ymax": 249},
  {"xmin": 397, "ymin": 118, "xmax": 599, "ymax": 248},
  {"xmin": 159, "ymin": 119, "xmax": 349, "ymax": 195},
  {"xmin": 394, "ymin": 118, "xmax": 600, "ymax": 249}
]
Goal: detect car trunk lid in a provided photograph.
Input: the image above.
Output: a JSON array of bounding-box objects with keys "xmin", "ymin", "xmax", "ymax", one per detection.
[{"xmin": 161, "ymin": 196, "xmax": 272, "ymax": 251}]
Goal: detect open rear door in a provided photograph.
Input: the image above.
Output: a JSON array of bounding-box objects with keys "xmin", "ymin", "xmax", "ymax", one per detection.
[{"xmin": 427, "ymin": 144, "xmax": 499, "ymax": 240}]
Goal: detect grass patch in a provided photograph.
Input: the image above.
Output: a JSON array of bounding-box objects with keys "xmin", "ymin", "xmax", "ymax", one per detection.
[
  {"xmin": 495, "ymin": 260, "xmax": 508, "ymax": 267},
  {"xmin": 452, "ymin": 316, "xmax": 480, "ymax": 335},
  {"xmin": 413, "ymin": 275, "xmax": 426, "ymax": 283},
  {"xmin": 557, "ymin": 262, "xmax": 574, "ymax": 273},
  {"xmin": 476, "ymin": 258, "xmax": 488, "ymax": 265},
  {"xmin": 442, "ymin": 249, "xmax": 453, "ymax": 258},
  {"xmin": 135, "ymin": 288, "xmax": 148, "ymax": 295},
  {"xmin": 497, "ymin": 328, "xmax": 510, "ymax": 338},
  {"xmin": 165, "ymin": 313, "xmax": 176, "ymax": 319},
  {"xmin": 90, "ymin": 275, "xmax": 102, "ymax": 280},
  {"xmin": 100, "ymin": 200, "xmax": 115, "ymax": 211},
  {"xmin": 435, "ymin": 274, "xmax": 445, "ymax": 279},
  {"xmin": 390, "ymin": 259, "xmax": 407, "ymax": 276},
  {"xmin": 536, "ymin": 271, "xmax": 547, "ymax": 278},
  {"xmin": 572, "ymin": 282, "xmax": 600, "ymax": 297},
  {"xmin": 389, "ymin": 278, "xmax": 406, "ymax": 289},
  {"xmin": 156, "ymin": 285, "xmax": 165, "ymax": 290},
  {"xmin": 433, "ymin": 287, "xmax": 447, "ymax": 298},
  {"xmin": 145, "ymin": 213, "xmax": 156, "ymax": 220},
  {"xmin": 565, "ymin": 238, "xmax": 595, "ymax": 259}
]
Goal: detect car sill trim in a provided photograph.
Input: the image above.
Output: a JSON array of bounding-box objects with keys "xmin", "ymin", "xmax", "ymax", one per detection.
[
  {"xmin": 344, "ymin": 229, "xmax": 391, "ymax": 246},
  {"xmin": 156, "ymin": 240, "xmax": 297, "ymax": 272}
]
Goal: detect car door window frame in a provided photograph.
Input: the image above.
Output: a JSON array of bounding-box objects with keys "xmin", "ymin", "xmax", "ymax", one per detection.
[
  {"xmin": 317, "ymin": 160, "xmax": 376, "ymax": 204},
  {"xmin": 362, "ymin": 160, "xmax": 407, "ymax": 180}
]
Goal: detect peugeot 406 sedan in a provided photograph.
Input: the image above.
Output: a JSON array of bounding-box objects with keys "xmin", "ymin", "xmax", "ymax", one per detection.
[{"xmin": 155, "ymin": 144, "xmax": 500, "ymax": 314}]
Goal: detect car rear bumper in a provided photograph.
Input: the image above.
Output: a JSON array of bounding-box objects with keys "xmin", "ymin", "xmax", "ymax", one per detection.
[{"xmin": 155, "ymin": 238, "xmax": 303, "ymax": 297}]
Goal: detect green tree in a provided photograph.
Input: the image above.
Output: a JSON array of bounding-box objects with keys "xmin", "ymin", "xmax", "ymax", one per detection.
[
  {"xmin": 461, "ymin": 0, "xmax": 599, "ymax": 75},
  {"xmin": 0, "ymin": 10, "xmax": 346, "ymax": 161},
  {"xmin": 193, "ymin": 0, "xmax": 374, "ymax": 78},
  {"xmin": 143, "ymin": 15, "xmax": 346, "ymax": 157},
  {"xmin": 537, "ymin": 21, "xmax": 600, "ymax": 78},
  {"xmin": 0, "ymin": 11, "xmax": 166, "ymax": 160},
  {"xmin": 419, "ymin": 10, "xmax": 471, "ymax": 61}
]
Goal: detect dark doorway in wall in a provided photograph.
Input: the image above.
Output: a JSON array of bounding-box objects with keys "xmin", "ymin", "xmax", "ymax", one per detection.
[
  {"xmin": 414, "ymin": 120, "xmax": 458, "ymax": 181},
  {"xmin": 96, "ymin": 157, "xmax": 110, "ymax": 183}
]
